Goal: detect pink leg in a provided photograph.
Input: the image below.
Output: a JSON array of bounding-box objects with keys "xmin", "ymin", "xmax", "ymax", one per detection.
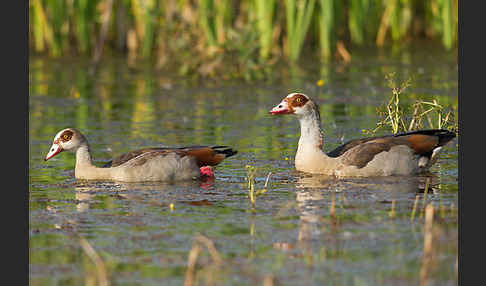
[{"xmin": 199, "ymin": 166, "xmax": 215, "ymax": 178}]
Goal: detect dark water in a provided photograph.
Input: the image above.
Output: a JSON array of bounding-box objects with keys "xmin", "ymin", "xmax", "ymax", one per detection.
[{"xmin": 29, "ymin": 43, "xmax": 458, "ymax": 285}]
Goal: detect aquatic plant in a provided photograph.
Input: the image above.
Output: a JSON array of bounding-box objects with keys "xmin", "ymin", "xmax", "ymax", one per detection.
[
  {"xmin": 365, "ymin": 72, "xmax": 457, "ymax": 135},
  {"xmin": 285, "ymin": 0, "xmax": 316, "ymax": 62},
  {"xmin": 245, "ymin": 165, "xmax": 271, "ymax": 209}
]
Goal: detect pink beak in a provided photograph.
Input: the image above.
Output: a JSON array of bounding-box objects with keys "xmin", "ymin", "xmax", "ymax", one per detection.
[
  {"xmin": 269, "ymin": 101, "xmax": 291, "ymax": 115},
  {"xmin": 45, "ymin": 144, "xmax": 62, "ymax": 161}
]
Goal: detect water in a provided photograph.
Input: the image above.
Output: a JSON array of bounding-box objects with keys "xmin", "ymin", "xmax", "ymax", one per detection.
[{"xmin": 29, "ymin": 43, "xmax": 458, "ymax": 285}]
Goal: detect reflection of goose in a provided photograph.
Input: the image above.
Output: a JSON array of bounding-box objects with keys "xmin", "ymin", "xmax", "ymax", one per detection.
[
  {"xmin": 296, "ymin": 174, "xmax": 422, "ymax": 191},
  {"xmin": 269, "ymin": 93, "xmax": 456, "ymax": 177},
  {"xmin": 296, "ymin": 187, "xmax": 324, "ymax": 243},
  {"xmin": 45, "ymin": 128, "xmax": 237, "ymax": 182},
  {"xmin": 75, "ymin": 187, "xmax": 96, "ymax": 212}
]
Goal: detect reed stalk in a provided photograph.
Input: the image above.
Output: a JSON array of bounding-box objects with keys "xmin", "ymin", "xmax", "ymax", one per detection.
[
  {"xmin": 348, "ymin": 0, "xmax": 366, "ymax": 45},
  {"xmin": 215, "ymin": 0, "xmax": 233, "ymax": 45},
  {"xmin": 73, "ymin": 0, "xmax": 97, "ymax": 54},
  {"xmin": 410, "ymin": 194, "xmax": 420, "ymax": 222},
  {"xmin": 199, "ymin": 0, "xmax": 218, "ymax": 47},
  {"xmin": 285, "ymin": 0, "xmax": 316, "ymax": 62},
  {"xmin": 388, "ymin": 199, "xmax": 396, "ymax": 218},
  {"xmin": 421, "ymin": 178, "xmax": 431, "ymax": 212},
  {"xmin": 255, "ymin": 0, "xmax": 276, "ymax": 59},
  {"xmin": 79, "ymin": 236, "xmax": 109, "ymax": 286},
  {"xmin": 317, "ymin": 0, "xmax": 334, "ymax": 60},
  {"xmin": 29, "ymin": 0, "xmax": 458, "ymax": 72},
  {"xmin": 420, "ymin": 203, "xmax": 435, "ymax": 286},
  {"xmin": 376, "ymin": 0, "xmax": 397, "ymax": 46}
]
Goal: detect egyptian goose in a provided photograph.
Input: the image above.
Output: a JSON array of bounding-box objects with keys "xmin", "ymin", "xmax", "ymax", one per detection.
[
  {"xmin": 44, "ymin": 128, "xmax": 237, "ymax": 182},
  {"xmin": 269, "ymin": 93, "xmax": 456, "ymax": 177}
]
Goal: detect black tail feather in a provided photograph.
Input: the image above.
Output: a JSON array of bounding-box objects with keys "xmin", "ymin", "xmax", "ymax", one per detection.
[{"xmin": 211, "ymin": 146, "xmax": 238, "ymax": 158}]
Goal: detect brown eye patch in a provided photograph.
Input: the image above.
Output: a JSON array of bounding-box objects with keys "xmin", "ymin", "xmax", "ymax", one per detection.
[
  {"xmin": 60, "ymin": 130, "xmax": 73, "ymax": 142},
  {"xmin": 288, "ymin": 94, "xmax": 308, "ymax": 108}
]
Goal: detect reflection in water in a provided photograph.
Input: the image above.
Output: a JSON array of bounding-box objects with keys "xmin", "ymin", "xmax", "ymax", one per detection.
[
  {"xmin": 75, "ymin": 191, "xmax": 94, "ymax": 212},
  {"xmin": 73, "ymin": 178, "xmax": 216, "ymax": 212},
  {"xmin": 296, "ymin": 186, "xmax": 324, "ymax": 255},
  {"xmin": 295, "ymin": 173, "xmax": 433, "ymax": 194},
  {"xmin": 277, "ymin": 173, "xmax": 440, "ymax": 261}
]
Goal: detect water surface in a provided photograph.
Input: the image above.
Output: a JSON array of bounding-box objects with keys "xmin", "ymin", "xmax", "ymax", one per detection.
[{"xmin": 29, "ymin": 43, "xmax": 458, "ymax": 285}]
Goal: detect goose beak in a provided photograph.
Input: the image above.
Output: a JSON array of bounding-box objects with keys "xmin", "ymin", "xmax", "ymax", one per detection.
[
  {"xmin": 45, "ymin": 144, "xmax": 62, "ymax": 161},
  {"xmin": 269, "ymin": 100, "xmax": 291, "ymax": 115}
]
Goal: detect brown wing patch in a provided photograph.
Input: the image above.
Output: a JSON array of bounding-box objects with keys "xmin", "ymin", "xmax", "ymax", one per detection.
[
  {"xmin": 329, "ymin": 132, "xmax": 443, "ymax": 158},
  {"xmin": 330, "ymin": 129, "xmax": 454, "ymax": 168},
  {"xmin": 403, "ymin": 134, "xmax": 439, "ymax": 155},
  {"xmin": 340, "ymin": 142, "xmax": 393, "ymax": 168},
  {"xmin": 185, "ymin": 148, "xmax": 225, "ymax": 167}
]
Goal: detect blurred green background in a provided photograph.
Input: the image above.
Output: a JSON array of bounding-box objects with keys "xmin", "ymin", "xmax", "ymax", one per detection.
[{"xmin": 29, "ymin": 0, "xmax": 457, "ymax": 79}]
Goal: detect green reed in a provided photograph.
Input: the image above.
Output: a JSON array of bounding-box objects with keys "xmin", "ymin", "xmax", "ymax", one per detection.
[
  {"xmin": 317, "ymin": 0, "xmax": 334, "ymax": 60},
  {"xmin": 285, "ymin": 0, "xmax": 316, "ymax": 62},
  {"xmin": 198, "ymin": 0, "xmax": 233, "ymax": 47},
  {"xmin": 254, "ymin": 0, "xmax": 276, "ymax": 59},
  {"xmin": 199, "ymin": 0, "xmax": 218, "ymax": 47},
  {"xmin": 29, "ymin": 0, "xmax": 458, "ymax": 76}
]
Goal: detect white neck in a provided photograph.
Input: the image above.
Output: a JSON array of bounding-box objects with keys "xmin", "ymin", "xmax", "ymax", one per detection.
[
  {"xmin": 75, "ymin": 144, "xmax": 94, "ymax": 168},
  {"xmin": 294, "ymin": 107, "xmax": 335, "ymax": 173},
  {"xmin": 297, "ymin": 108, "xmax": 324, "ymax": 154},
  {"xmin": 74, "ymin": 143, "xmax": 111, "ymax": 180}
]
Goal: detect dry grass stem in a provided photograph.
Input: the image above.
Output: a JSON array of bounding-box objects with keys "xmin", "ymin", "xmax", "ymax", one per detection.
[
  {"xmin": 411, "ymin": 194, "xmax": 420, "ymax": 222},
  {"xmin": 79, "ymin": 236, "xmax": 109, "ymax": 286},
  {"xmin": 262, "ymin": 274, "xmax": 275, "ymax": 286},
  {"xmin": 330, "ymin": 193, "xmax": 336, "ymax": 219},
  {"xmin": 264, "ymin": 172, "xmax": 273, "ymax": 188},
  {"xmin": 420, "ymin": 203, "xmax": 435, "ymax": 286},
  {"xmin": 195, "ymin": 234, "xmax": 223, "ymax": 265},
  {"xmin": 388, "ymin": 200, "xmax": 396, "ymax": 218},
  {"xmin": 184, "ymin": 234, "xmax": 224, "ymax": 286},
  {"xmin": 336, "ymin": 40, "xmax": 351, "ymax": 63},
  {"xmin": 184, "ymin": 243, "xmax": 202, "ymax": 286},
  {"xmin": 421, "ymin": 178, "xmax": 431, "ymax": 212}
]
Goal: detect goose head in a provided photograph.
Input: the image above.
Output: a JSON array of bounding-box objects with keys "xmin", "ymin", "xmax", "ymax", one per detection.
[
  {"xmin": 269, "ymin": 93, "xmax": 317, "ymax": 118},
  {"xmin": 45, "ymin": 128, "xmax": 87, "ymax": 161}
]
